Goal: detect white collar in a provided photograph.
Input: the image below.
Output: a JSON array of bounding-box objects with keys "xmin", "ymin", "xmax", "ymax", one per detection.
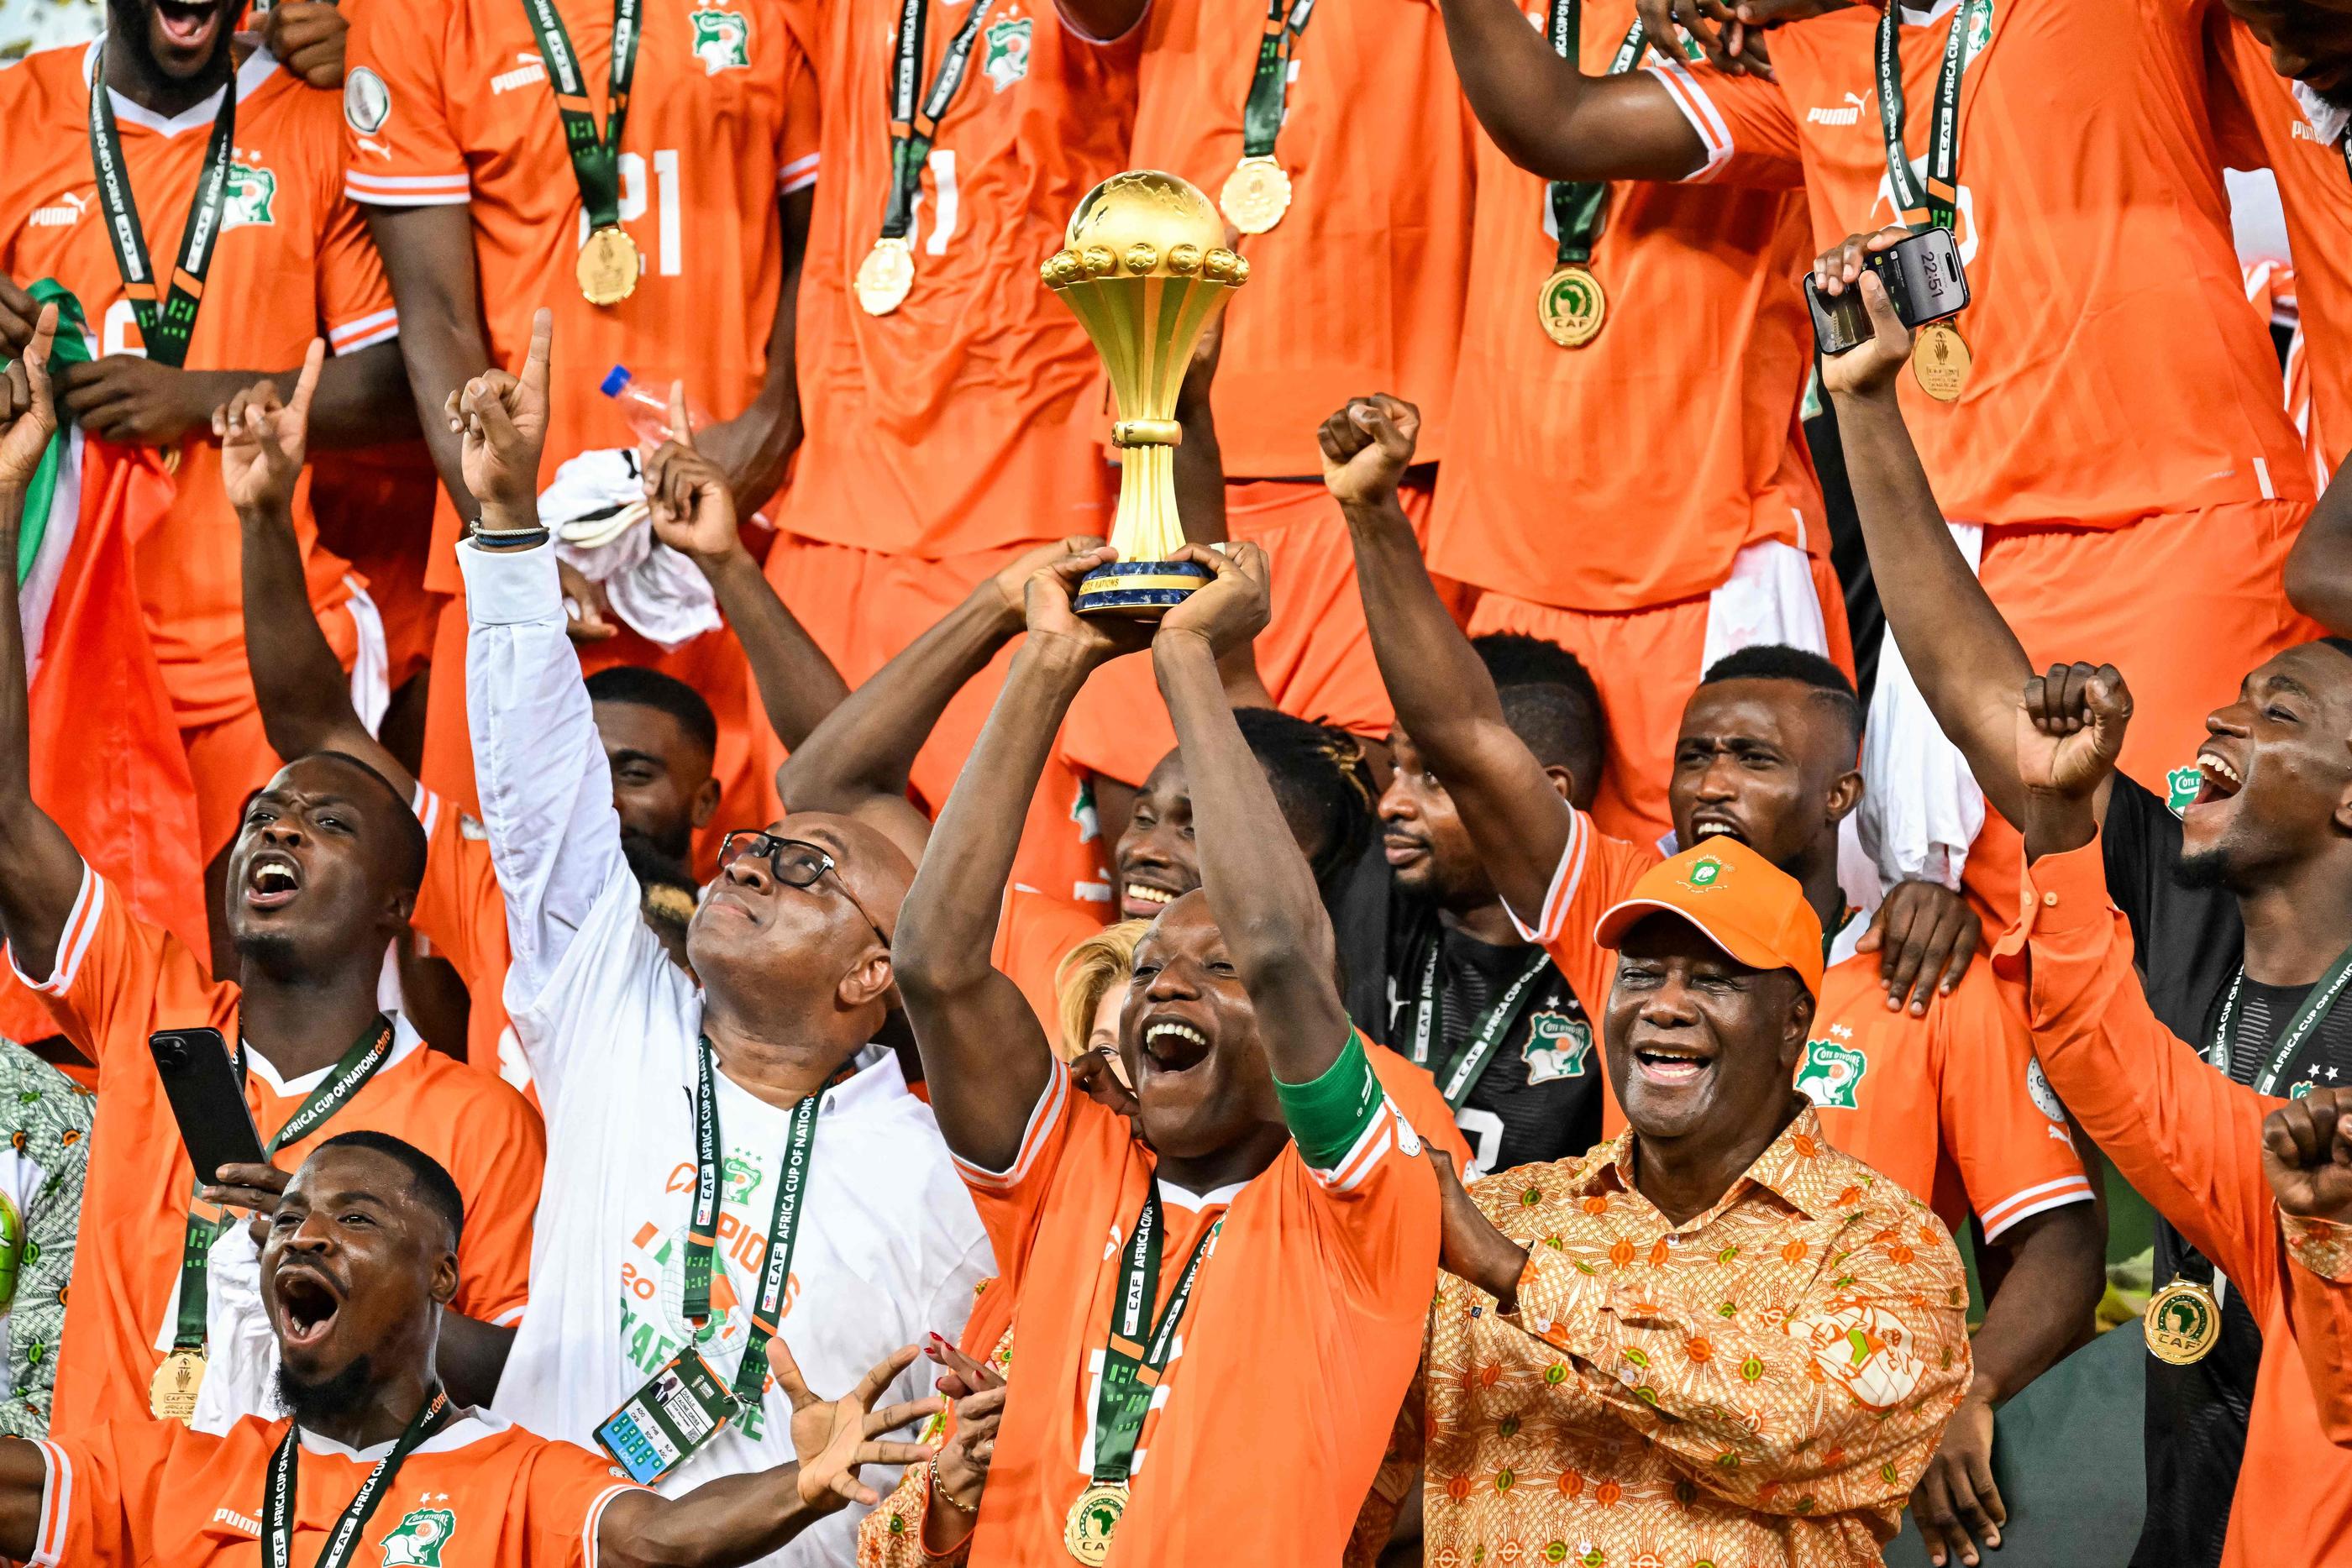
[
  {"xmin": 244, "ymin": 1013, "xmax": 427, "ymax": 1099},
  {"xmin": 294, "ymin": 1405, "xmax": 508, "ymax": 1462},
  {"xmin": 711, "ymin": 1049, "xmax": 911, "ymax": 1120},
  {"xmin": 80, "ymin": 34, "xmax": 280, "ymax": 138},
  {"xmin": 1158, "ymin": 1175, "xmax": 1250, "ymax": 1213},
  {"xmin": 1897, "ymin": 0, "xmax": 1961, "ymax": 26}
]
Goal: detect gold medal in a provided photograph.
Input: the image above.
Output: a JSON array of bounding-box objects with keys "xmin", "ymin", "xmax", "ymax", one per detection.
[
  {"xmin": 1218, "ymin": 155, "xmax": 1293, "ymax": 235},
  {"xmin": 2145, "ymin": 1276, "xmax": 2223, "ymax": 1366},
  {"xmin": 150, "ymin": 1346, "xmax": 207, "ymax": 1424},
  {"xmin": 1911, "ymin": 321, "xmax": 1971, "ymax": 402},
  {"xmin": 1537, "ymin": 263, "xmax": 1607, "ymax": 349},
  {"xmin": 855, "ymin": 237, "xmax": 916, "ymax": 317},
  {"xmin": 1063, "ymin": 1481, "xmax": 1127, "ymax": 1565},
  {"xmin": 575, "ymin": 225, "xmax": 643, "ymax": 307}
]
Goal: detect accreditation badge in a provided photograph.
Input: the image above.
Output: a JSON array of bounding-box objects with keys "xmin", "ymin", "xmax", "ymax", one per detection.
[
  {"xmin": 2144, "ymin": 1276, "xmax": 2223, "ymax": 1366},
  {"xmin": 150, "ymin": 1346, "xmax": 207, "ymax": 1424},
  {"xmin": 577, "ymin": 224, "xmax": 644, "ymax": 307},
  {"xmin": 594, "ymin": 1349, "xmax": 739, "ymax": 1484},
  {"xmin": 1218, "ymin": 155, "xmax": 1293, "ymax": 235},
  {"xmin": 1911, "ymin": 321, "xmax": 1971, "ymax": 401},
  {"xmin": 1063, "ymin": 1481, "xmax": 1128, "ymax": 1565},
  {"xmin": 1537, "ymin": 263, "xmax": 1606, "ymax": 349},
  {"xmin": 855, "ymin": 237, "xmax": 916, "ymax": 317}
]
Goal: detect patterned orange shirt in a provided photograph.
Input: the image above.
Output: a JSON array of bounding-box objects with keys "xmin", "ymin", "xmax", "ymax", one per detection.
[
  {"xmin": 1420, "ymin": 1108, "xmax": 1971, "ymax": 1568},
  {"xmin": 2285, "ymin": 1215, "xmax": 2352, "ymax": 1450}
]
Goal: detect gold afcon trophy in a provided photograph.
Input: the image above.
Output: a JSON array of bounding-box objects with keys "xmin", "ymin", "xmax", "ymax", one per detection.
[{"xmin": 1041, "ymin": 170, "xmax": 1249, "ymax": 617}]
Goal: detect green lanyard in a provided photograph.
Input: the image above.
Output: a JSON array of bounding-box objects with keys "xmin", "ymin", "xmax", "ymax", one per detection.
[
  {"xmin": 681, "ymin": 1038, "xmax": 821, "ymax": 1409},
  {"xmin": 1091, "ymin": 1184, "xmax": 1218, "ymax": 1486},
  {"xmin": 174, "ymin": 1016, "xmax": 399, "ymax": 1353},
  {"xmin": 1408, "ymin": 940, "xmax": 1554, "ymax": 1110},
  {"xmin": 263, "ymin": 1387, "xmax": 452, "ymax": 1568},
  {"xmin": 86, "ymin": 46, "xmax": 237, "ymax": 370},
  {"xmin": 519, "ymin": 0, "xmax": 643, "ymax": 232},
  {"xmin": 2208, "ymin": 945, "xmax": 2352, "ymax": 1097},
  {"xmin": 1236, "ymin": 0, "xmax": 1316, "ymax": 160},
  {"xmin": 1874, "ymin": 0, "xmax": 1986, "ymax": 233},
  {"xmin": 879, "ymin": 0, "xmax": 997, "ymax": 242},
  {"xmin": 1544, "ymin": 2, "xmax": 1646, "ymax": 269}
]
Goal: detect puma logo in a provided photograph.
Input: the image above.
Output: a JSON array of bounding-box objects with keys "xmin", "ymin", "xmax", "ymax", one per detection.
[{"xmin": 1807, "ymin": 90, "xmax": 1869, "ymax": 126}]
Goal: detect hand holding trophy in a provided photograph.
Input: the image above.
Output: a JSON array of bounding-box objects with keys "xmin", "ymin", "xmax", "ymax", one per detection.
[{"xmin": 1040, "ymin": 170, "xmax": 1249, "ymax": 618}]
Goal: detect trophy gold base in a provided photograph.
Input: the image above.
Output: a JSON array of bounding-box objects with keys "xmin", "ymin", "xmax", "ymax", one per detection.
[{"xmin": 1074, "ymin": 559, "xmax": 1211, "ymax": 619}]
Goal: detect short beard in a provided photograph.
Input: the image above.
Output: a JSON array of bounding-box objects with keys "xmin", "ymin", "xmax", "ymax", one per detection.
[
  {"xmin": 2172, "ymin": 846, "xmax": 2234, "ymax": 892},
  {"xmin": 234, "ymin": 930, "xmax": 308, "ymax": 982},
  {"xmin": 276, "ymin": 1354, "xmax": 375, "ymax": 1426},
  {"xmin": 623, "ymin": 836, "xmax": 700, "ymax": 936}
]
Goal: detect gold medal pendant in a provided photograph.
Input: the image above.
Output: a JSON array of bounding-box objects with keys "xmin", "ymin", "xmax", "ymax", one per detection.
[
  {"xmin": 150, "ymin": 1346, "xmax": 207, "ymax": 1424},
  {"xmin": 576, "ymin": 225, "xmax": 643, "ymax": 307},
  {"xmin": 855, "ymin": 237, "xmax": 916, "ymax": 317},
  {"xmin": 1911, "ymin": 321, "xmax": 1971, "ymax": 402},
  {"xmin": 1063, "ymin": 1481, "xmax": 1127, "ymax": 1565},
  {"xmin": 1537, "ymin": 264, "xmax": 1607, "ymax": 349},
  {"xmin": 1218, "ymin": 155, "xmax": 1293, "ymax": 236},
  {"xmin": 2145, "ymin": 1276, "xmax": 2223, "ymax": 1366}
]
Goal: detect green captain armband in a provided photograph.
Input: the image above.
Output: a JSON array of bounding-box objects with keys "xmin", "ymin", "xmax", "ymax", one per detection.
[{"xmin": 1274, "ymin": 1029, "xmax": 1385, "ymax": 1170}]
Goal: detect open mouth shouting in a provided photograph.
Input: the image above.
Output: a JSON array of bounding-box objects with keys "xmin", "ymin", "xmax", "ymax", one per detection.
[
  {"xmin": 2188, "ymin": 748, "xmax": 2244, "ymax": 813},
  {"xmin": 273, "ymin": 1262, "xmax": 344, "ymax": 1354},
  {"xmin": 151, "ymin": 0, "xmax": 229, "ymax": 56},
  {"xmin": 243, "ymin": 850, "xmax": 303, "ymax": 911},
  {"xmin": 1687, "ymin": 813, "xmax": 1748, "ymax": 846},
  {"xmin": 1138, "ymin": 1013, "xmax": 1213, "ymax": 1077}
]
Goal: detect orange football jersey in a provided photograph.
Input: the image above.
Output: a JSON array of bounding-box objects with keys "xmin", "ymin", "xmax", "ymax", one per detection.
[
  {"xmin": 0, "ymin": 42, "xmax": 391, "ymax": 726},
  {"xmin": 1425, "ymin": 6, "xmax": 1824, "ymax": 612},
  {"xmin": 10, "ymin": 867, "xmax": 543, "ymax": 1438},
  {"xmin": 778, "ymin": 0, "xmax": 1131, "ymax": 559},
  {"xmin": 410, "ymin": 786, "xmax": 526, "ymax": 1093},
  {"xmin": 1125, "ymin": 0, "xmax": 1475, "ymax": 475},
  {"xmin": 343, "ymin": 0, "xmax": 819, "ymax": 594},
  {"xmin": 2208, "ymin": 11, "xmax": 2352, "ymax": 475},
  {"xmin": 1677, "ymin": 0, "xmax": 2310, "ymax": 526},
  {"xmin": 1802, "ymin": 950, "xmax": 2095, "ymax": 1239},
  {"xmin": 29, "ymin": 1408, "xmax": 640, "ymax": 1567}
]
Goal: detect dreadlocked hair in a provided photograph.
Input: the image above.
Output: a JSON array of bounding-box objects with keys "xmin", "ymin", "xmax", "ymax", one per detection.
[{"xmin": 1235, "ymin": 706, "xmax": 1379, "ymax": 892}]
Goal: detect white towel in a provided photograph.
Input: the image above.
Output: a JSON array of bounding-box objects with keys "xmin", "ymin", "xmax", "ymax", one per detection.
[
  {"xmin": 343, "ymin": 575, "xmax": 390, "ymax": 737},
  {"xmin": 1859, "ymin": 522, "xmax": 1986, "ymax": 890},
  {"xmin": 542, "ymin": 448, "xmax": 721, "ymax": 652},
  {"xmin": 1699, "ymin": 536, "xmax": 1832, "ymax": 673},
  {"xmin": 190, "ymin": 1223, "xmax": 282, "ymax": 1434}
]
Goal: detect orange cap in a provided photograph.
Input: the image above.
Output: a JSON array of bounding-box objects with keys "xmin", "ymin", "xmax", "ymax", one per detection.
[{"xmin": 1593, "ymin": 839, "xmax": 1824, "ymax": 999}]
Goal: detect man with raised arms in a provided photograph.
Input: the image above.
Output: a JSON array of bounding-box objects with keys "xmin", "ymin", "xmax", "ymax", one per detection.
[{"xmin": 892, "ymin": 542, "xmax": 1440, "ymax": 1562}]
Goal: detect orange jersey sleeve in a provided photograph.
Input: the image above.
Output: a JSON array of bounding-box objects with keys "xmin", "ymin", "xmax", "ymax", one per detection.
[
  {"xmin": 1644, "ymin": 45, "xmax": 1804, "ymax": 188},
  {"xmin": 1366, "ymin": 1041, "xmax": 1474, "ymax": 1167},
  {"xmin": 410, "ymin": 787, "xmax": 521, "ymax": 1078},
  {"xmin": 4, "ymin": 865, "xmax": 237, "ymax": 1070},
  {"xmin": 949, "ymin": 1057, "xmax": 1102, "ymax": 1282},
  {"xmin": 1925, "ymin": 956, "xmax": 2096, "ymax": 1240},
  {"xmin": 1992, "ymin": 838, "xmax": 2279, "ymax": 1316},
  {"xmin": 2284, "ymin": 1215, "xmax": 2352, "ymax": 1447},
  {"xmin": 28, "ymin": 1416, "xmax": 192, "ymax": 1568},
  {"xmin": 1512, "ymin": 805, "xmax": 1663, "ymax": 1025},
  {"xmin": 400, "ymin": 1051, "xmax": 545, "ymax": 1328},
  {"xmin": 512, "ymin": 1434, "xmax": 653, "ymax": 1566}
]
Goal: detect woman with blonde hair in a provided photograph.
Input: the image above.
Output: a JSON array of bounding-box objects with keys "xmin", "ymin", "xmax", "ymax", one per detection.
[{"xmin": 1053, "ymin": 919, "xmax": 1151, "ymax": 1118}]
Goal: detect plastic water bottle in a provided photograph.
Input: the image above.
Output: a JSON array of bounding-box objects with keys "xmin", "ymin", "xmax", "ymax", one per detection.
[{"xmin": 600, "ymin": 365, "xmax": 712, "ymax": 446}]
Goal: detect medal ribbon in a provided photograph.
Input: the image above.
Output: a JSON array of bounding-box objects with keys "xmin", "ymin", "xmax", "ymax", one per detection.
[
  {"xmin": 86, "ymin": 46, "xmax": 237, "ymax": 370},
  {"xmin": 1874, "ymin": 0, "xmax": 1986, "ymax": 232},
  {"xmin": 1541, "ymin": 0, "xmax": 1644, "ymax": 269},
  {"xmin": 2208, "ymin": 944, "xmax": 2352, "ymax": 1096},
  {"xmin": 1090, "ymin": 1185, "xmax": 1219, "ymax": 1486},
  {"xmin": 264, "ymin": 1387, "xmax": 452, "ymax": 1568},
  {"xmin": 174, "ymin": 1016, "xmax": 400, "ymax": 1353},
  {"xmin": 1409, "ymin": 941, "xmax": 1555, "ymax": 1110},
  {"xmin": 519, "ymin": 0, "xmax": 643, "ymax": 231},
  {"xmin": 1236, "ymin": 0, "xmax": 1317, "ymax": 160},
  {"xmin": 879, "ymin": 0, "xmax": 998, "ymax": 241},
  {"xmin": 680, "ymin": 1037, "xmax": 822, "ymax": 1408}
]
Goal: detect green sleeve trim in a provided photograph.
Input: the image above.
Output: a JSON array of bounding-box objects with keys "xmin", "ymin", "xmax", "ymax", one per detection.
[{"xmin": 1275, "ymin": 1030, "xmax": 1384, "ymax": 1170}]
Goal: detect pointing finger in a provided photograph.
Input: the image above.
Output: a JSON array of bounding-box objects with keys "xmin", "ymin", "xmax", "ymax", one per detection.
[
  {"xmin": 518, "ymin": 307, "xmax": 553, "ymax": 402},
  {"xmin": 669, "ymin": 380, "xmax": 694, "ymax": 451},
  {"xmin": 287, "ymin": 338, "xmax": 326, "ymax": 426}
]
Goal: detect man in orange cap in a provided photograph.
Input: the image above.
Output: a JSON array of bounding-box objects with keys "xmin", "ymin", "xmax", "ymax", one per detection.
[{"xmin": 1415, "ymin": 838, "xmax": 1973, "ymax": 1567}]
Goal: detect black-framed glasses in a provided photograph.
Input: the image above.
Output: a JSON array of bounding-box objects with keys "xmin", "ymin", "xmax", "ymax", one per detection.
[{"xmin": 717, "ymin": 831, "xmax": 891, "ymax": 944}]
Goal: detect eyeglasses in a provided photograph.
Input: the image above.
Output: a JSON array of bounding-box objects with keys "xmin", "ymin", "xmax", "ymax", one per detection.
[{"xmin": 716, "ymin": 831, "xmax": 892, "ymax": 946}]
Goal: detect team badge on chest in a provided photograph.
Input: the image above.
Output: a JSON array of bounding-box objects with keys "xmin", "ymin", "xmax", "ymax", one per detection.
[
  {"xmin": 1520, "ymin": 1010, "xmax": 1593, "ymax": 1084},
  {"xmin": 380, "ymin": 1506, "xmax": 458, "ymax": 1565},
  {"xmin": 690, "ymin": 8, "xmax": 753, "ymax": 73},
  {"xmin": 223, "ymin": 163, "xmax": 277, "ymax": 230},
  {"xmin": 1796, "ymin": 1030, "xmax": 1866, "ymax": 1110},
  {"xmin": 983, "ymin": 17, "xmax": 1033, "ymax": 91}
]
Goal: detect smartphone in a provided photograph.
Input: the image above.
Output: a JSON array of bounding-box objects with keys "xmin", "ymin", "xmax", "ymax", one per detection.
[
  {"xmin": 1805, "ymin": 226, "xmax": 1971, "ymax": 355},
  {"xmin": 149, "ymin": 1028, "xmax": 267, "ymax": 1185}
]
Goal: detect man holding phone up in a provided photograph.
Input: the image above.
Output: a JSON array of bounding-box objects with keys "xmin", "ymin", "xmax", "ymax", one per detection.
[
  {"xmin": 1439, "ymin": 0, "xmax": 2318, "ymax": 915},
  {"xmin": 0, "ymin": 312, "xmax": 543, "ymax": 1439}
]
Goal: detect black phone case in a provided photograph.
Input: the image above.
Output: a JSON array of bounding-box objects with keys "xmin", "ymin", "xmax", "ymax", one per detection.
[
  {"xmin": 150, "ymin": 1028, "xmax": 268, "ymax": 1185},
  {"xmin": 1807, "ymin": 228, "xmax": 1971, "ymax": 355}
]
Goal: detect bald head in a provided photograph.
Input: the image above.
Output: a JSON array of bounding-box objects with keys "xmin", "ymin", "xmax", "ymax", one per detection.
[{"xmin": 768, "ymin": 811, "xmax": 916, "ymax": 944}]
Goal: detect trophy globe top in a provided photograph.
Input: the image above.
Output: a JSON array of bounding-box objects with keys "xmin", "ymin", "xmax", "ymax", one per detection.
[{"xmin": 1040, "ymin": 170, "xmax": 1250, "ymax": 291}]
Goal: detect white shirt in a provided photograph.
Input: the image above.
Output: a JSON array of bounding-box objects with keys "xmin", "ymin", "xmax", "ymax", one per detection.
[{"xmin": 459, "ymin": 540, "xmax": 992, "ymax": 1566}]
